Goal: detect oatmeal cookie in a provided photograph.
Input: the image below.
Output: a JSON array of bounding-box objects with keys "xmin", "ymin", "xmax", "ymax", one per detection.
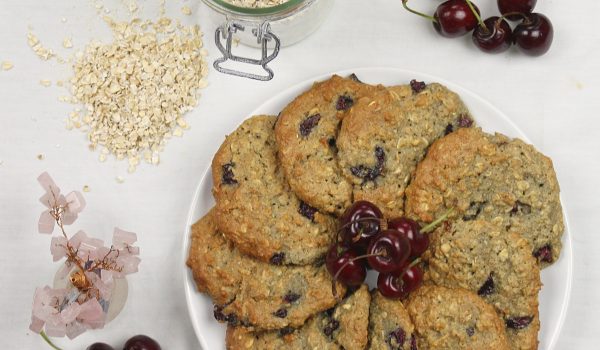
[
  {"xmin": 226, "ymin": 285, "xmax": 370, "ymax": 350},
  {"xmin": 275, "ymin": 74, "xmax": 387, "ymax": 215},
  {"xmin": 212, "ymin": 115, "xmax": 336, "ymax": 265},
  {"xmin": 405, "ymin": 127, "xmax": 564, "ymax": 266},
  {"xmin": 337, "ymin": 81, "xmax": 474, "ymax": 218},
  {"xmin": 369, "ymin": 291, "xmax": 417, "ymax": 350},
  {"xmin": 406, "ymin": 285, "xmax": 510, "ymax": 350},
  {"xmin": 186, "ymin": 208, "xmax": 344, "ymax": 330},
  {"xmin": 424, "ymin": 219, "xmax": 540, "ymax": 350}
]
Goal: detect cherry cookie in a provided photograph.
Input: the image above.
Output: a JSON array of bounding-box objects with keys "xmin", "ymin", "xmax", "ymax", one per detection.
[
  {"xmin": 405, "ymin": 127, "xmax": 564, "ymax": 267},
  {"xmin": 186, "ymin": 208, "xmax": 344, "ymax": 330},
  {"xmin": 212, "ymin": 115, "xmax": 336, "ymax": 265}
]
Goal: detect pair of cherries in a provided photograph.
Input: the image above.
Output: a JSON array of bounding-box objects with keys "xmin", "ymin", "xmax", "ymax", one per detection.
[
  {"xmin": 87, "ymin": 335, "xmax": 161, "ymax": 350},
  {"xmin": 403, "ymin": 0, "xmax": 553, "ymax": 56},
  {"xmin": 325, "ymin": 201, "xmax": 449, "ymax": 299}
]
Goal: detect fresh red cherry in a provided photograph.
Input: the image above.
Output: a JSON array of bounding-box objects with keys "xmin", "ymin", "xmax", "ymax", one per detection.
[
  {"xmin": 497, "ymin": 0, "xmax": 537, "ymax": 21},
  {"xmin": 387, "ymin": 217, "xmax": 429, "ymax": 259},
  {"xmin": 377, "ymin": 265, "xmax": 424, "ymax": 299},
  {"xmin": 513, "ymin": 13, "xmax": 553, "ymax": 56},
  {"xmin": 433, "ymin": 0, "xmax": 481, "ymax": 38},
  {"xmin": 472, "ymin": 16, "xmax": 513, "ymax": 54},
  {"xmin": 367, "ymin": 230, "xmax": 411, "ymax": 273},
  {"xmin": 87, "ymin": 344, "xmax": 114, "ymax": 350},
  {"xmin": 123, "ymin": 335, "xmax": 161, "ymax": 350},
  {"xmin": 339, "ymin": 200, "xmax": 383, "ymax": 250},
  {"xmin": 326, "ymin": 243, "xmax": 367, "ymax": 286},
  {"xmin": 400, "ymin": 265, "xmax": 424, "ymax": 294}
]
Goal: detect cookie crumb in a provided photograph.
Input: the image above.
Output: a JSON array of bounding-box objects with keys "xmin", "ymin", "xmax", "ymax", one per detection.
[
  {"xmin": 40, "ymin": 80, "xmax": 52, "ymax": 87},
  {"xmin": 181, "ymin": 6, "xmax": 192, "ymax": 15},
  {"xmin": 37, "ymin": 154, "xmax": 45, "ymax": 160},
  {"xmin": 83, "ymin": 185, "xmax": 90, "ymax": 192}
]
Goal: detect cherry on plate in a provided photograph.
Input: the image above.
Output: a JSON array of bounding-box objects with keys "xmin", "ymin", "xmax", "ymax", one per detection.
[
  {"xmin": 433, "ymin": 0, "xmax": 481, "ymax": 38},
  {"xmin": 513, "ymin": 13, "xmax": 553, "ymax": 56},
  {"xmin": 387, "ymin": 217, "xmax": 429, "ymax": 259},
  {"xmin": 377, "ymin": 265, "xmax": 424, "ymax": 299},
  {"xmin": 367, "ymin": 230, "xmax": 411, "ymax": 273},
  {"xmin": 339, "ymin": 200, "xmax": 383, "ymax": 250},
  {"xmin": 123, "ymin": 335, "xmax": 161, "ymax": 350},
  {"xmin": 326, "ymin": 243, "xmax": 367, "ymax": 286}
]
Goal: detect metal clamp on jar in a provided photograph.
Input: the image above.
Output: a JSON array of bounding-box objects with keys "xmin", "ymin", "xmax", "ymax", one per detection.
[{"xmin": 200, "ymin": 0, "xmax": 334, "ymax": 80}]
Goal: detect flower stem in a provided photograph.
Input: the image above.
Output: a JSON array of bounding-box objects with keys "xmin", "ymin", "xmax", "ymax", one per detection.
[
  {"xmin": 421, "ymin": 208, "xmax": 454, "ymax": 233},
  {"xmin": 40, "ymin": 331, "xmax": 63, "ymax": 350},
  {"xmin": 402, "ymin": 0, "xmax": 437, "ymax": 23}
]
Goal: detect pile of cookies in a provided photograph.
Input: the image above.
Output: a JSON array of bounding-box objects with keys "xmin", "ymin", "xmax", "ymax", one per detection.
[{"xmin": 187, "ymin": 75, "xmax": 564, "ymax": 349}]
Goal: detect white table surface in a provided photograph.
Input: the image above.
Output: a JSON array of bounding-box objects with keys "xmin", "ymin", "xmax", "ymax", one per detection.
[{"xmin": 1, "ymin": 0, "xmax": 599, "ymax": 349}]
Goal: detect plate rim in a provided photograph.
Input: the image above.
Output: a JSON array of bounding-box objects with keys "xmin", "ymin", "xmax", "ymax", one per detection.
[{"xmin": 181, "ymin": 67, "xmax": 573, "ymax": 350}]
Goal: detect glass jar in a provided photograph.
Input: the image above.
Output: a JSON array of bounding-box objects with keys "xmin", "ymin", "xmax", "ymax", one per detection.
[{"xmin": 200, "ymin": 0, "xmax": 334, "ymax": 80}]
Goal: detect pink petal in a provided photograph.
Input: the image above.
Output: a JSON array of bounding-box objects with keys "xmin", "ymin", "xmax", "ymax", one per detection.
[
  {"xmin": 61, "ymin": 211, "xmax": 78, "ymax": 225},
  {"xmin": 65, "ymin": 191, "xmax": 86, "ymax": 214},
  {"xmin": 38, "ymin": 172, "xmax": 61, "ymax": 196},
  {"xmin": 60, "ymin": 302, "xmax": 81, "ymax": 324},
  {"xmin": 78, "ymin": 237, "xmax": 104, "ymax": 260},
  {"xmin": 50, "ymin": 237, "xmax": 68, "ymax": 261},
  {"xmin": 38, "ymin": 210, "xmax": 55, "ymax": 234},
  {"xmin": 113, "ymin": 228, "xmax": 137, "ymax": 248},
  {"xmin": 118, "ymin": 255, "xmax": 141, "ymax": 275},
  {"xmin": 65, "ymin": 321, "xmax": 86, "ymax": 339},
  {"xmin": 29, "ymin": 315, "xmax": 45, "ymax": 333},
  {"xmin": 77, "ymin": 299, "xmax": 105, "ymax": 329},
  {"xmin": 69, "ymin": 231, "xmax": 88, "ymax": 249},
  {"xmin": 44, "ymin": 322, "xmax": 66, "ymax": 337}
]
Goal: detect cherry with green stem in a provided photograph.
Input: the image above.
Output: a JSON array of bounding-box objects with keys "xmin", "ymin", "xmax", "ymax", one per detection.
[
  {"xmin": 402, "ymin": 0, "xmax": 481, "ymax": 38},
  {"xmin": 377, "ymin": 259, "xmax": 424, "ymax": 299}
]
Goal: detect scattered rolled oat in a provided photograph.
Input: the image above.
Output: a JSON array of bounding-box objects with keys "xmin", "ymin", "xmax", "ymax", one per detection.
[
  {"xmin": 83, "ymin": 185, "xmax": 90, "ymax": 192},
  {"xmin": 66, "ymin": 17, "xmax": 208, "ymax": 170},
  {"xmin": 37, "ymin": 154, "xmax": 45, "ymax": 160},
  {"xmin": 181, "ymin": 6, "xmax": 192, "ymax": 15},
  {"xmin": 116, "ymin": 176, "xmax": 125, "ymax": 184},
  {"xmin": 1, "ymin": 61, "xmax": 14, "ymax": 71},
  {"xmin": 27, "ymin": 31, "xmax": 56, "ymax": 61},
  {"xmin": 40, "ymin": 80, "xmax": 52, "ymax": 87},
  {"xmin": 62, "ymin": 38, "xmax": 73, "ymax": 49}
]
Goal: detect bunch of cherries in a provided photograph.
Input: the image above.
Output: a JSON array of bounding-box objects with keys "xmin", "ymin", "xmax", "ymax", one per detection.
[
  {"xmin": 86, "ymin": 335, "xmax": 161, "ymax": 350},
  {"xmin": 325, "ymin": 201, "xmax": 451, "ymax": 299},
  {"xmin": 402, "ymin": 0, "xmax": 554, "ymax": 56}
]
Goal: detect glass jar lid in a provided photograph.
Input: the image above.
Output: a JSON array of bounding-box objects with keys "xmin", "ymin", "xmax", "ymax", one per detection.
[{"xmin": 205, "ymin": 0, "xmax": 311, "ymax": 17}]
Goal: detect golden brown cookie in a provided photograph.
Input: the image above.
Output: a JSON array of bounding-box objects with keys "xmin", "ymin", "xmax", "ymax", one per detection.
[
  {"xmin": 186, "ymin": 208, "xmax": 344, "ymax": 330},
  {"xmin": 405, "ymin": 127, "xmax": 564, "ymax": 267},
  {"xmin": 212, "ymin": 115, "xmax": 336, "ymax": 265}
]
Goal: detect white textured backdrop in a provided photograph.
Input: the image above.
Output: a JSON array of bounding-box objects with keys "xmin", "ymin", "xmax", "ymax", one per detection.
[{"xmin": 1, "ymin": 0, "xmax": 598, "ymax": 348}]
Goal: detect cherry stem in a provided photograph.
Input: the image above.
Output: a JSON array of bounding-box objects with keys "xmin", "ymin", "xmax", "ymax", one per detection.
[
  {"xmin": 331, "ymin": 252, "xmax": 383, "ymax": 299},
  {"xmin": 421, "ymin": 208, "xmax": 454, "ymax": 234},
  {"xmin": 40, "ymin": 331, "xmax": 63, "ymax": 350},
  {"xmin": 401, "ymin": 0, "xmax": 437, "ymax": 23},
  {"xmin": 464, "ymin": 0, "xmax": 485, "ymax": 30}
]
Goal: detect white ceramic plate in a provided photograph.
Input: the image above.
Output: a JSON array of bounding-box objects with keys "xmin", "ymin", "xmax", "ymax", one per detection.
[{"xmin": 181, "ymin": 68, "xmax": 573, "ymax": 350}]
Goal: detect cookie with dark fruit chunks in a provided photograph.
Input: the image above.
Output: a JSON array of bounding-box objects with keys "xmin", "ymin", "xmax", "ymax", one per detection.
[
  {"xmin": 405, "ymin": 127, "xmax": 564, "ymax": 267},
  {"xmin": 212, "ymin": 115, "xmax": 336, "ymax": 265},
  {"xmin": 407, "ymin": 285, "xmax": 510, "ymax": 350},
  {"xmin": 368, "ymin": 291, "xmax": 417, "ymax": 350},
  {"xmin": 275, "ymin": 75, "xmax": 388, "ymax": 216},
  {"xmin": 225, "ymin": 285, "xmax": 371, "ymax": 350},
  {"xmin": 337, "ymin": 82, "xmax": 473, "ymax": 218},
  {"xmin": 186, "ymin": 208, "xmax": 345, "ymax": 330},
  {"xmin": 425, "ymin": 219, "xmax": 540, "ymax": 350}
]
